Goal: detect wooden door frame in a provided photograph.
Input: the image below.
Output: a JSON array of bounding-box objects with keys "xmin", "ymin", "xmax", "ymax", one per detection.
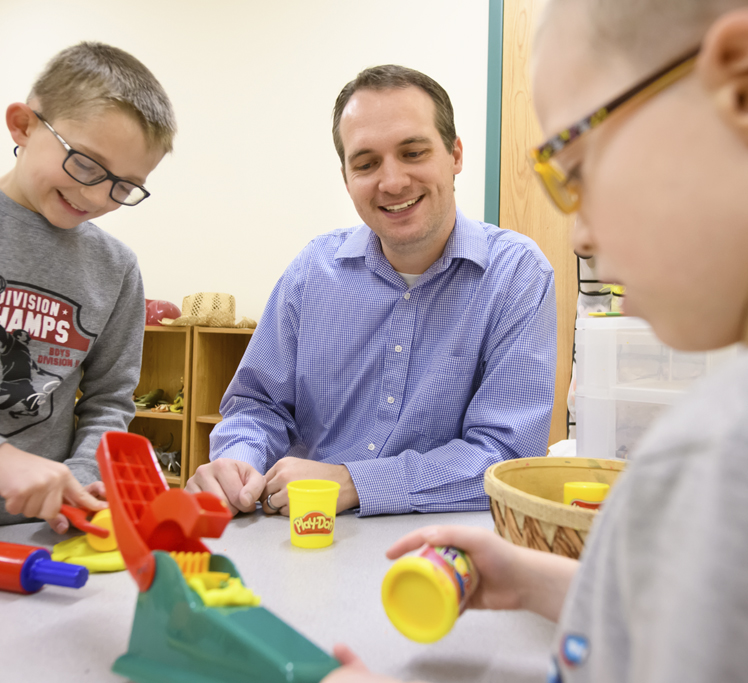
[
  {"xmin": 484, "ymin": 0, "xmax": 576, "ymax": 448},
  {"xmin": 484, "ymin": 0, "xmax": 504, "ymax": 225}
]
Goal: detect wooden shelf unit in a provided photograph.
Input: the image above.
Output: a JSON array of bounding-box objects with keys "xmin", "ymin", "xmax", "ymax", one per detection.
[
  {"xmin": 129, "ymin": 325, "xmax": 253, "ymax": 486},
  {"xmin": 189, "ymin": 327, "xmax": 253, "ymax": 478},
  {"xmin": 128, "ymin": 326, "xmax": 192, "ymax": 487}
]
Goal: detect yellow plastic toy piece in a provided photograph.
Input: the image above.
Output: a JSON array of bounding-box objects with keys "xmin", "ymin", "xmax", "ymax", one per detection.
[
  {"xmin": 86, "ymin": 509, "xmax": 119, "ymax": 552},
  {"xmin": 52, "ymin": 535, "xmax": 126, "ymax": 573},
  {"xmin": 187, "ymin": 573, "xmax": 261, "ymax": 607},
  {"xmin": 168, "ymin": 551, "xmax": 261, "ymax": 607},
  {"xmin": 170, "ymin": 551, "xmax": 211, "ymax": 576},
  {"xmin": 169, "ymin": 392, "xmax": 185, "ymax": 413}
]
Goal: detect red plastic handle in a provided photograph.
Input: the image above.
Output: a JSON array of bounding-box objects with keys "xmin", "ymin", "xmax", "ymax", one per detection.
[{"xmin": 59, "ymin": 504, "xmax": 110, "ymax": 538}]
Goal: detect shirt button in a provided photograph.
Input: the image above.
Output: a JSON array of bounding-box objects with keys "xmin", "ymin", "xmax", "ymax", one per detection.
[
  {"xmin": 368, "ymin": 443, "xmax": 375, "ymax": 451},
  {"xmin": 395, "ymin": 345, "xmax": 402, "ymax": 353},
  {"xmin": 404, "ymin": 292, "xmax": 411, "ymax": 300},
  {"xmin": 387, "ymin": 396, "xmax": 395, "ymax": 404}
]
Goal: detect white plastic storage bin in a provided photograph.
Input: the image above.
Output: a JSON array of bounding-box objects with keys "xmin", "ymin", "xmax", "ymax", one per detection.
[{"xmin": 575, "ymin": 317, "xmax": 736, "ymax": 460}]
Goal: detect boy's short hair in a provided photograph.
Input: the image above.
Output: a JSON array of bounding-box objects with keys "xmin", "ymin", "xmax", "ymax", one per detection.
[
  {"xmin": 332, "ymin": 64, "xmax": 456, "ymax": 166},
  {"xmin": 28, "ymin": 42, "xmax": 176, "ymax": 153},
  {"xmin": 549, "ymin": 0, "xmax": 748, "ymax": 66}
]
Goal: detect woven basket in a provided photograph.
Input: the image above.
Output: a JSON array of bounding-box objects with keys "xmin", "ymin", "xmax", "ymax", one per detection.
[
  {"xmin": 484, "ymin": 457, "xmax": 625, "ymax": 559},
  {"xmin": 161, "ymin": 292, "xmax": 257, "ymax": 329}
]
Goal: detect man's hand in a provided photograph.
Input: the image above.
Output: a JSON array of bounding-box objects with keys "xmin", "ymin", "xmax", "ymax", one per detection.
[
  {"xmin": 321, "ymin": 644, "xmax": 418, "ymax": 683},
  {"xmin": 387, "ymin": 525, "xmax": 578, "ymax": 622},
  {"xmin": 261, "ymin": 458, "xmax": 359, "ymax": 516},
  {"xmin": 0, "ymin": 442, "xmax": 107, "ymax": 532},
  {"xmin": 184, "ymin": 458, "xmax": 266, "ymax": 515}
]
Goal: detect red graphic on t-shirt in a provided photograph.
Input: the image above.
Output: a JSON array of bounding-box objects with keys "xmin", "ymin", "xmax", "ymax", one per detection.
[
  {"xmin": 0, "ymin": 286, "xmax": 91, "ymax": 352},
  {"xmin": 1, "ymin": 279, "xmax": 96, "ymax": 437}
]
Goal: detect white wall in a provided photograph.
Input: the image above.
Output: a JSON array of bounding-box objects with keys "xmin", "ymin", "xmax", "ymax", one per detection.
[{"xmin": 0, "ymin": 0, "xmax": 489, "ymax": 320}]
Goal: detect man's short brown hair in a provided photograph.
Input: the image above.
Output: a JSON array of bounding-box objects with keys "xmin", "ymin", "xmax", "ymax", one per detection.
[
  {"xmin": 29, "ymin": 42, "xmax": 176, "ymax": 153},
  {"xmin": 332, "ymin": 64, "xmax": 456, "ymax": 166}
]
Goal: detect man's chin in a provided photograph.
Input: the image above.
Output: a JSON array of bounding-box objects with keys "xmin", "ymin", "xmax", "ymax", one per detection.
[{"xmin": 379, "ymin": 230, "xmax": 429, "ymax": 251}]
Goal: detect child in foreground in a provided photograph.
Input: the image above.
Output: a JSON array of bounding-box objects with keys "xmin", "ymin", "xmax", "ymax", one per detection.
[
  {"xmin": 0, "ymin": 42, "xmax": 176, "ymax": 531},
  {"xmin": 323, "ymin": 0, "xmax": 748, "ymax": 681}
]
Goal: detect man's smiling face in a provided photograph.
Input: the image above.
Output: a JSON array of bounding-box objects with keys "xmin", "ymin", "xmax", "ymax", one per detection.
[{"xmin": 339, "ymin": 86, "xmax": 463, "ymax": 272}]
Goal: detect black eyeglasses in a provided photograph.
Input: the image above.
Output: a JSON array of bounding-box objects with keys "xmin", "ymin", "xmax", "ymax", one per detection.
[
  {"xmin": 32, "ymin": 111, "xmax": 150, "ymax": 206},
  {"xmin": 529, "ymin": 46, "xmax": 700, "ymax": 213}
]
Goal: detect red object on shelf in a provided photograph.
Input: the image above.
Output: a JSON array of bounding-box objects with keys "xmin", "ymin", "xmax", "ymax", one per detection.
[
  {"xmin": 145, "ymin": 299, "xmax": 181, "ymax": 326},
  {"xmin": 96, "ymin": 432, "xmax": 232, "ymax": 592}
]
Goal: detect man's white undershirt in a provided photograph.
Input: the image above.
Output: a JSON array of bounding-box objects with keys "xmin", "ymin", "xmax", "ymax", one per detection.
[{"xmin": 397, "ymin": 272, "xmax": 420, "ymax": 288}]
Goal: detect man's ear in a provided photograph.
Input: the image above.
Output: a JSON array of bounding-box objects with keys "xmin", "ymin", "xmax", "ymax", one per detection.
[
  {"xmin": 5, "ymin": 103, "xmax": 38, "ymax": 149},
  {"xmin": 451, "ymin": 136, "xmax": 464, "ymax": 176},
  {"xmin": 699, "ymin": 8, "xmax": 748, "ymax": 141}
]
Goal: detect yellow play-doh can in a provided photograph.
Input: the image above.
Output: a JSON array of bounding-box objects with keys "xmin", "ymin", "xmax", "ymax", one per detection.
[
  {"xmin": 287, "ymin": 480, "xmax": 340, "ymax": 549},
  {"xmin": 563, "ymin": 481, "xmax": 610, "ymax": 511},
  {"xmin": 381, "ymin": 546, "xmax": 478, "ymax": 643}
]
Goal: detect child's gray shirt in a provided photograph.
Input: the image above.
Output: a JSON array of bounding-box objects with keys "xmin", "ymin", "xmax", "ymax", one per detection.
[
  {"xmin": 0, "ymin": 189, "xmax": 144, "ymax": 524},
  {"xmin": 552, "ymin": 348, "xmax": 748, "ymax": 683}
]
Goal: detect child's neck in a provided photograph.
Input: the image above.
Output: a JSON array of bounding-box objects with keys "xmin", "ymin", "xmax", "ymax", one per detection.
[{"xmin": 0, "ymin": 170, "xmax": 35, "ymax": 214}]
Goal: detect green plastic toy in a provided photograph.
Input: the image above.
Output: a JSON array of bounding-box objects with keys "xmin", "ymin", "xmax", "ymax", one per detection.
[{"xmin": 96, "ymin": 431, "xmax": 339, "ymax": 683}]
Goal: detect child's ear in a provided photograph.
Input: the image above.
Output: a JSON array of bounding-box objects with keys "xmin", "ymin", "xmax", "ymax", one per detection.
[
  {"xmin": 699, "ymin": 8, "xmax": 748, "ymax": 142},
  {"xmin": 5, "ymin": 103, "xmax": 38, "ymax": 149}
]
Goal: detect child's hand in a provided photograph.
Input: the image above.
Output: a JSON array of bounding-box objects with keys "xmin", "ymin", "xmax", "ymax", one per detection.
[
  {"xmin": 321, "ymin": 644, "xmax": 420, "ymax": 683},
  {"xmin": 47, "ymin": 480, "xmax": 109, "ymax": 534},
  {"xmin": 386, "ymin": 525, "xmax": 524, "ymax": 612},
  {"xmin": 83, "ymin": 480, "xmax": 107, "ymax": 500},
  {"xmin": 387, "ymin": 525, "xmax": 578, "ymax": 622},
  {"xmin": 0, "ymin": 443, "xmax": 107, "ymax": 531}
]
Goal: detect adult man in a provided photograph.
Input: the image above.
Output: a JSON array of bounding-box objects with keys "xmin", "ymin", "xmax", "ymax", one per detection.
[{"xmin": 185, "ymin": 65, "xmax": 556, "ymax": 517}]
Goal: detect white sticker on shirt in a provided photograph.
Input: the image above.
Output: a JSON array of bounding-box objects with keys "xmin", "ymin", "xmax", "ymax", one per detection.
[{"xmin": 561, "ymin": 633, "xmax": 590, "ymax": 668}]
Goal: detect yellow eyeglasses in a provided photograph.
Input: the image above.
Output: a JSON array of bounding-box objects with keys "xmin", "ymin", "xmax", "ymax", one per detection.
[{"xmin": 530, "ymin": 46, "xmax": 700, "ymax": 214}]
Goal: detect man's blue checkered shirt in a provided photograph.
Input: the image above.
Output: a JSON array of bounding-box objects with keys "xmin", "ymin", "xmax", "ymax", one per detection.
[{"xmin": 211, "ymin": 209, "xmax": 556, "ymax": 516}]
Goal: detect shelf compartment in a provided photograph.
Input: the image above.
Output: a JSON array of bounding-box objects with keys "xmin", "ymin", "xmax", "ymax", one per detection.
[{"xmin": 189, "ymin": 328, "xmax": 253, "ymax": 477}]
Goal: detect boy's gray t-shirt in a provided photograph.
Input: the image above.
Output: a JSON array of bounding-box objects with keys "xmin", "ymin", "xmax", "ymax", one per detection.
[
  {"xmin": 551, "ymin": 348, "xmax": 748, "ymax": 683},
  {"xmin": 0, "ymin": 189, "xmax": 144, "ymax": 524}
]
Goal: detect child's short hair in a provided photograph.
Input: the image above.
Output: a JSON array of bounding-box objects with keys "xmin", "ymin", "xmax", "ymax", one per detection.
[
  {"xmin": 547, "ymin": 0, "xmax": 748, "ymax": 66},
  {"xmin": 28, "ymin": 41, "xmax": 176, "ymax": 153}
]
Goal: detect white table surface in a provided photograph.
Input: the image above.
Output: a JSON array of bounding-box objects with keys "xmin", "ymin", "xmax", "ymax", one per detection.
[{"xmin": 0, "ymin": 510, "xmax": 555, "ymax": 682}]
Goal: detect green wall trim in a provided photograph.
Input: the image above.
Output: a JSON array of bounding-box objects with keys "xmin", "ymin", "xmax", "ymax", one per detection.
[{"xmin": 484, "ymin": 0, "xmax": 504, "ymax": 225}]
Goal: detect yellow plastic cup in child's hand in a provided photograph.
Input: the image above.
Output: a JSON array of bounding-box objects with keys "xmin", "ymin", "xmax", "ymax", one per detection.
[
  {"xmin": 287, "ymin": 480, "xmax": 340, "ymax": 549},
  {"xmin": 563, "ymin": 482, "xmax": 610, "ymax": 510}
]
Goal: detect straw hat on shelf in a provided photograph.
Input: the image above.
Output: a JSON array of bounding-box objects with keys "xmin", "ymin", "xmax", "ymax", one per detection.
[{"xmin": 161, "ymin": 292, "xmax": 256, "ymax": 329}]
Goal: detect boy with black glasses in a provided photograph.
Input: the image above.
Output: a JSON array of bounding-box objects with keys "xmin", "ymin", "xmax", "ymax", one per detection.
[
  {"xmin": 324, "ymin": 1, "xmax": 748, "ymax": 682},
  {"xmin": 0, "ymin": 42, "xmax": 175, "ymax": 532}
]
